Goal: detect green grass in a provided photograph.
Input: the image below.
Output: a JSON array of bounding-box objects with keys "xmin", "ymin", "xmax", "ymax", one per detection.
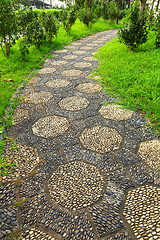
[{"xmin": 94, "ymin": 30, "xmax": 160, "ymax": 134}]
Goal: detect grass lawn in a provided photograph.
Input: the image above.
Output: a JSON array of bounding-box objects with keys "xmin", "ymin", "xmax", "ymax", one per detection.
[{"xmin": 94, "ymin": 30, "xmax": 160, "ymax": 135}]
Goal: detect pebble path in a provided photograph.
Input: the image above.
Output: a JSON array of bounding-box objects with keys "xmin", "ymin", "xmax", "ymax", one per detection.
[{"xmin": 0, "ymin": 30, "xmax": 159, "ymax": 240}]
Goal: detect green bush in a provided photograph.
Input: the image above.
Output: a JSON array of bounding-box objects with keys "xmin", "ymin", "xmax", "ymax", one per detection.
[
  {"xmin": 61, "ymin": 7, "xmax": 77, "ymax": 35},
  {"xmin": 33, "ymin": 9, "xmax": 62, "ymax": 20},
  {"xmin": 118, "ymin": 0, "xmax": 149, "ymax": 50},
  {"xmin": 78, "ymin": 1, "xmax": 99, "ymax": 28},
  {"xmin": 40, "ymin": 11, "xmax": 59, "ymax": 43},
  {"xmin": 26, "ymin": 18, "xmax": 46, "ymax": 49}
]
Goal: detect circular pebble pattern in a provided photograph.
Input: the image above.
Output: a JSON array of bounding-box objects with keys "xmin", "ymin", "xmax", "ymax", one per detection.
[
  {"xmin": 38, "ymin": 68, "xmax": 56, "ymax": 74},
  {"xmin": 83, "ymin": 56, "xmax": 97, "ymax": 61},
  {"xmin": 86, "ymin": 43, "xmax": 98, "ymax": 46},
  {"xmin": 71, "ymin": 42, "xmax": 82, "ymax": 45},
  {"xmin": 138, "ymin": 139, "xmax": 160, "ymax": 171},
  {"xmin": 58, "ymin": 96, "xmax": 90, "ymax": 111},
  {"xmin": 20, "ymin": 227, "xmax": 57, "ymax": 240},
  {"xmin": 62, "ymin": 55, "xmax": 78, "ymax": 59},
  {"xmin": 2, "ymin": 142, "xmax": 40, "ymax": 180},
  {"xmin": 12, "ymin": 108, "xmax": 30, "ymax": 125},
  {"xmin": 79, "ymin": 126, "xmax": 122, "ymax": 153},
  {"xmin": 32, "ymin": 115, "xmax": 70, "ymax": 138},
  {"xmin": 54, "ymin": 49, "xmax": 68, "ymax": 53},
  {"xmin": 65, "ymin": 45, "xmax": 75, "ymax": 49},
  {"xmin": 25, "ymin": 91, "xmax": 53, "ymax": 104},
  {"xmin": 45, "ymin": 79, "xmax": 70, "ymax": 88},
  {"xmin": 73, "ymin": 62, "xmax": 92, "ymax": 68},
  {"xmin": 73, "ymin": 50, "xmax": 86, "ymax": 55},
  {"xmin": 61, "ymin": 69, "xmax": 82, "ymax": 77},
  {"xmin": 80, "ymin": 46, "xmax": 93, "ymax": 50},
  {"xmin": 76, "ymin": 82, "xmax": 102, "ymax": 93},
  {"xmin": 50, "ymin": 60, "xmax": 68, "ymax": 66},
  {"xmin": 48, "ymin": 161, "xmax": 104, "ymax": 210},
  {"xmin": 123, "ymin": 185, "xmax": 160, "ymax": 239},
  {"xmin": 99, "ymin": 104, "xmax": 133, "ymax": 121}
]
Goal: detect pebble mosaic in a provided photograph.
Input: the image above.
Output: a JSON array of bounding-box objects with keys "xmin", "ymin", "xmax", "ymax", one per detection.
[
  {"xmin": 50, "ymin": 60, "xmax": 68, "ymax": 66},
  {"xmin": 123, "ymin": 185, "xmax": 160, "ymax": 240},
  {"xmin": 76, "ymin": 82, "xmax": 102, "ymax": 93},
  {"xmin": 99, "ymin": 104, "xmax": 133, "ymax": 121},
  {"xmin": 73, "ymin": 62, "xmax": 92, "ymax": 68},
  {"xmin": 38, "ymin": 68, "xmax": 56, "ymax": 74},
  {"xmin": 61, "ymin": 69, "xmax": 82, "ymax": 76},
  {"xmin": 48, "ymin": 161, "xmax": 104, "ymax": 210},
  {"xmin": 58, "ymin": 96, "xmax": 90, "ymax": 111},
  {"xmin": 19, "ymin": 227, "xmax": 58, "ymax": 239},
  {"xmin": 25, "ymin": 91, "xmax": 53, "ymax": 104},
  {"xmin": 138, "ymin": 139, "xmax": 160, "ymax": 171},
  {"xmin": 1, "ymin": 142, "xmax": 41, "ymax": 181},
  {"xmin": 62, "ymin": 55, "xmax": 78, "ymax": 59},
  {"xmin": 12, "ymin": 108, "xmax": 30, "ymax": 125},
  {"xmin": 45, "ymin": 78, "xmax": 70, "ymax": 88},
  {"xmin": 32, "ymin": 115, "xmax": 70, "ymax": 138},
  {"xmin": 79, "ymin": 126, "xmax": 122, "ymax": 153}
]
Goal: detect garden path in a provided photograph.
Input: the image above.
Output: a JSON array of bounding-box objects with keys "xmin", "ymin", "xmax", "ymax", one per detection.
[{"xmin": 0, "ymin": 29, "xmax": 160, "ymax": 240}]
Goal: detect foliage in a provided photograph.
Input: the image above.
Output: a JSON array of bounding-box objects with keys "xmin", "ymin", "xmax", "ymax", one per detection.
[
  {"xmin": 78, "ymin": 0, "xmax": 99, "ymax": 28},
  {"xmin": 0, "ymin": 0, "xmax": 19, "ymax": 57},
  {"xmin": 155, "ymin": 11, "xmax": 160, "ymax": 48},
  {"xmin": 118, "ymin": 0, "xmax": 149, "ymax": 50},
  {"xmin": 94, "ymin": 31, "xmax": 160, "ymax": 134},
  {"xmin": 101, "ymin": 0, "xmax": 109, "ymax": 20},
  {"xmin": 19, "ymin": 39, "xmax": 29, "ymax": 60},
  {"xmin": 108, "ymin": 1, "xmax": 119, "ymax": 24},
  {"xmin": 17, "ymin": 7, "xmax": 37, "ymax": 37},
  {"xmin": 61, "ymin": 7, "xmax": 77, "ymax": 35},
  {"xmin": 33, "ymin": 8, "xmax": 62, "ymax": 20},
  {"xmin": 40, "ymin": 11, "xmax": 59, "ymax": 43},
  {"xmin": 26, "ymin": 18, "xmax": 46, "ymax": 49}
]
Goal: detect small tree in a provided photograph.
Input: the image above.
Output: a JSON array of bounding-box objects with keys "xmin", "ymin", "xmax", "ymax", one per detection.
[
  {"xmin": 78, "ymin": 0, "xmax": 99, "ymax": 28},
  {"xmin": 40, "ymin": 11, "xmax": 59, "ymax": 44},
  {"xmin": 118, "ymin": 0, "xmax": 149, "ymax": 50},
  {"xmin": 0, "ymin": 0, "xmax": 19, "ymax": 57},
  {"xmin": 108, "ymin": 1, "xmax": 119, "ymax": 25},
  {"xmin": 26, "ymin": 18, "xmax": 46, "ymax": 49}
]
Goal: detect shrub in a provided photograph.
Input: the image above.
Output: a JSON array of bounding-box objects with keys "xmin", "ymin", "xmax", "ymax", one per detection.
[
  {"xmin": 61, "ymin": 7, "xmax": 77, "ymax": 35},
  {"xmin": 0, "ymin": 0, "xmax": 19, "ymax": 57},
  {"xmin": 40, "ymin": 11, "xmax": 59, "ymax": 43},
  {"xmin": 78, "ymin": 1, "xmax": 99, "ymax": 28},
  {"xmin": 118, "ymin": 0, "xmax": 149, "ymax": 50},
  {"xmin": 26, "ymin": 18, "xmax": 46, "ymax": 49}
]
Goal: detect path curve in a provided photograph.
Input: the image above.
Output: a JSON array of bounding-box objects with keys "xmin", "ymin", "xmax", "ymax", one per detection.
[{"xmin": 0, "ymin": 30, "xmax": 159, "ymax": 240}]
